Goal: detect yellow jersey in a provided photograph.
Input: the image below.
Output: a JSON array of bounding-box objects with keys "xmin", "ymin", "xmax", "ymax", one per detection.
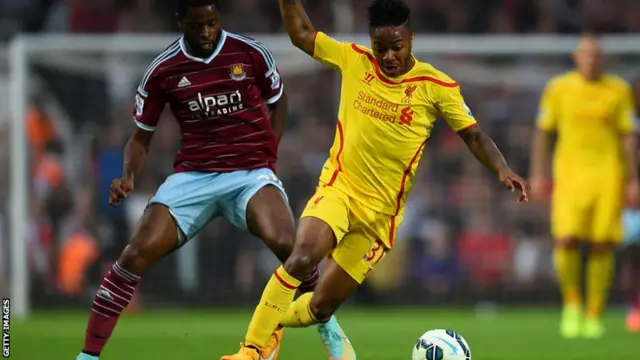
[
  {"xmin": 537, "ymin": 71, "xmax": 637, "ymax": 178},
  {"xmin": 312, "ymin": 32, "xmax": 477, "ymax": 215}
]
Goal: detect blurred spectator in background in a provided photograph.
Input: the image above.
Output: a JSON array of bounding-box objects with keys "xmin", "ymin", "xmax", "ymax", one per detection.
[
  {"xmin": 70, "ymin": 0, "xmax": 119, "ymax": 33},
  {"xmin": 1, "ymin": 0, "xmax": 640, "ymax": 307},
  {"xmin": 93, "ymin": 121, "xmax": 128, "ymax": 264},
  {"xmin": 57, "ymin": 187, "xmax": 105, "ymax": 297},
  {"xmin": 458, "ymin": 211, "xmax": 512, "ymax": 289},
  {"xmin": 5, "ymin": 0, "xmax": 640, "ymax": 38},
  {"xmin": 117, "ymin": 0, "xmax": 167, "ymax": 33},
  {"xmin": 409, "ymin": 221, "xmax": 462, "ymax": 296}
]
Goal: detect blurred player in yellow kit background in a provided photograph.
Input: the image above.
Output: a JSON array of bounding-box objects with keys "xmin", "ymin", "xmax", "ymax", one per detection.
[{"xmin": 529, "ymin": 35, "xmax": 639, "ymax": 339}]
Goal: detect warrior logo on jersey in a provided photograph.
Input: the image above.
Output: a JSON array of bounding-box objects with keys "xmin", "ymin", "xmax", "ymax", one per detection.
[
  {"xmin": 229, "ymin": 64, "xmax": 247, "ymax": 81},
  {"xmin": 402, "ymin": 84, "xmax": 418, "ymax": 103},
  {"xmin": 188, "ymin": 90, "xmax": 244, "ymax": 117}
]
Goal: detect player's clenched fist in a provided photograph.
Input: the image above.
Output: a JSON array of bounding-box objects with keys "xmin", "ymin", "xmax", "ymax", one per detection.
[{"xmin": 109, "ymin": 177, "xmax": 134, "ymax": 206}]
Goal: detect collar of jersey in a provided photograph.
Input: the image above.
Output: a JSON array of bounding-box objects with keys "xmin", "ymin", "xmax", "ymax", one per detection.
[{"xmin": 179, "ymin": 30, "xmax": 227, "ymax": 64}]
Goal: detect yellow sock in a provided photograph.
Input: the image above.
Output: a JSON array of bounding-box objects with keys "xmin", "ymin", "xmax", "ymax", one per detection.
[
  {"xmin": 280, "ymin": 292, "xmax": 320, "ymax": 328},
  {"xmin": 586, "ymin": 250, "xmax": 614, "ymax": 319},
  {"xmin": 244, "ymin": 266, "xmax": 301, "ymax": 348},
  {"xmin": 553, "ymin": 246, "xmax": 582, "ymax": 307}
]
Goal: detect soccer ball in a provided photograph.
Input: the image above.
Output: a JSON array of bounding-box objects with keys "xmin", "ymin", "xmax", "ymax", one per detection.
[{"xmin": 412, "ymin": 329, "xmax": 471, "ymax": 360}]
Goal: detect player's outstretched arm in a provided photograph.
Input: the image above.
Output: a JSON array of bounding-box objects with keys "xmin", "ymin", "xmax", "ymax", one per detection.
[
  {"xmin": 619, "ymin": 84, "xmax": 640, "ymax": 206},
  {"xmin": 529, "ymin": 128, "xmax": 551, "ymax": 198},
  {"xmin": 623, "ymin": 133, "xmax": 639, "ymax": 206},
  {"xmin": 436, "ymin": 73, "xmax": 528, "ymax": 201},
  {"xmin": 278, "ymin": 0, "xmax": 317, "ymax": 56},
  {"xmin": 458, "ymin": 126, "xmax": 530, "ymax": 202}
]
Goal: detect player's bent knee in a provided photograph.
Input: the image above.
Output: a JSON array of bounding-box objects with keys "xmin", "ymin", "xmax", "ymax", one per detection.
[
  {"xmin": 262, "ymin": 230, "xmax": 295, "ymax": 263},
  {"xmin": 119, "ymin": 244, "xmax": 149, "ymax": 273},
  {"xmin": 119, "ymin": 236, "xmax": 167, "ymax": 274},
  {"xmin": 283, "ymin": 254, "xmax": 316, "ymax": 280},
  {"xmin": 118, "ymin": 204, "xmax": 180, "ymax": 275},
  {"xmin": 556, "ymin": 237, "xmax": 579, "ymax": 248}
]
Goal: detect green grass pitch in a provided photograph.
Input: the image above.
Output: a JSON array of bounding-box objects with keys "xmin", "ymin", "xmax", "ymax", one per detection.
[{"xmin": 10, "ymin": 308, "xmax": 640, "ymax": 359}]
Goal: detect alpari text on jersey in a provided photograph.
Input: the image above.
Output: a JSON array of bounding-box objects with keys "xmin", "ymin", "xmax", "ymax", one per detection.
[
  {"xmin": 188, "ymin": 90, "xmax": 244, "ymax": 117},
  {"xmin": 132, "ymin": 31, "xmax": 284, "ymax": 173}
]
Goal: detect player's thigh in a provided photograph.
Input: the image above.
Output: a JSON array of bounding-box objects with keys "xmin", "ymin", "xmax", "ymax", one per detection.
[
  {"xmin": 590, "ymin": 186, "xmax": 624, "ymax": 243},
  {"xmin": 283, "ymin": 187, "xmax": 350, "ymax": 278},
  {"xmin": 331, "ymin": 230, "xmax": 388, "ymax": 285},
  {"xmin": 330, "ymin": 204, "xmax": 399, "ymax": 284},
  {"xmin": 222, "ymin": 168, "xmax": 289, "ymax": 229},
  {"xmin": 299, "ymin": 186, "xmax": 351, "ymax": 249},
  {"xmin": 245, "ymin": 184, "xmax": 296, "ymax": 263},
  {"xmin": 309, "ymin": 257, "xmax": 360, "ymax": 320},
  {"xmin": 150, "ymin": 171, "xmax": 222, "ymax": 242},
  {"xmin": 550, "ymin": 187, "xmax": 590, "ymax": 240},
  {"xmin": 119, "ymin": 203, "xmax": 181, "ymax": 274}
]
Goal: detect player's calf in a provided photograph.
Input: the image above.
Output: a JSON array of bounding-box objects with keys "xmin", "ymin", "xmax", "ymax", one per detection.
[
  {"xmin": 580, "ymin": 242, "xmax": 615, "ymax": 338},
  {"xmin": 78, "ymin": 205, "xmax": 181, "ymax": 358},
  {"xmin": 310, "ymin": 260, "xmax": 359, "ymax": 360},
  {"xmin": 81, "ymin": 262, "xmax": 141, "ymax": 356}
]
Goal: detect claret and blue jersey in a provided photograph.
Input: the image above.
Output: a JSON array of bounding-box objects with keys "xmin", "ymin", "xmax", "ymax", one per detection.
[{"xmin": 133, "ymin": 31, "xmax": 287, "ymax": 240}]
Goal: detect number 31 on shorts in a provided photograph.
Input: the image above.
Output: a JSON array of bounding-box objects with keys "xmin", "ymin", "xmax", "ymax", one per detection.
[{"xmin": 363, "ymin": 239, "xmax": 386, "ymax": 265}]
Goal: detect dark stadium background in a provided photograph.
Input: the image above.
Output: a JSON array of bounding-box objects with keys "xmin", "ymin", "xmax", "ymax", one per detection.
[{"xmin": 1, "ymin": 1, "xmax": 640, "ymax": 359}]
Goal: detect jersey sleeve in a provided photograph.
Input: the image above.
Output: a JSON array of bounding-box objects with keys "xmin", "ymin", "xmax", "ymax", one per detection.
[
  {"xmin": 133, "ymin": 67, "xmax": 166, "ymax": 132},
  {"xmin": 616, "ymin": 83, "xmax": 638, "ymax": 134},
  {"xmin": 435, "ymin": 82, "xmax": 477, "ymax": 132},
  {"xmin": 536, "ymin": 79, "xmax": 560, "ymax": 131},
  {"xmin": 251, "ymin": 40, "xmax": 284, "ymax": 105},
  {"xmin": 312, "ymin": 32, "xmax": 354, "ymax": 71}
]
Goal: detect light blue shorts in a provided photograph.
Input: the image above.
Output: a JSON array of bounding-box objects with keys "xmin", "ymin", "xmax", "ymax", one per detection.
[
  {"xmin": 623, "ymin": 210, "xmax": 640, "ymax": 246},
  {"xmin": 149, "ymin": 168, "xmax": 286, "ymax": 242}
]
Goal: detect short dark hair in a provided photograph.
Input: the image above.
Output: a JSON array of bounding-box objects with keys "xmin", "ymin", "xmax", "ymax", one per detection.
[
  {"xmin": 178, "ymin": 0, "xmax": 219, "ymax": 17},
  {"xmin": 367, "ymin": 0, "xmax": 411, "ymax": 30}
]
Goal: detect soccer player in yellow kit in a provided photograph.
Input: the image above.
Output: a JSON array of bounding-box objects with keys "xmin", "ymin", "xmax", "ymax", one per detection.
[
  {"xmin": 530, "ymin": 35, "xmax": 639, "ymax": 339},
  {"xmin": 223, "ymin": 1, "xmax": 529, "ymax": 359}
]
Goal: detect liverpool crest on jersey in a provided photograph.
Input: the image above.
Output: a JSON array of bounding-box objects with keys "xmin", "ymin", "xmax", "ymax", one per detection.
[
  {"xmin": 229, "ymin": 64, "xmax": 247, "ymax": 81},
  {"xmin": 402, "ymin": 84, "xmax": 417, "ymax": 103}
]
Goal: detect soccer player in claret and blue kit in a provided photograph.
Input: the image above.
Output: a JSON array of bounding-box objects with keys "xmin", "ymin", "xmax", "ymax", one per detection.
[
  {"xmin": 222, "ymin": 0, "xmax": 529, "ymax": 359},
  {"xmin": 75, "ymin": 1, "xmax": 352, "ymax": 359}
]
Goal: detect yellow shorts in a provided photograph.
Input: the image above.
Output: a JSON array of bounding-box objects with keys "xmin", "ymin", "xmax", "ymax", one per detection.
[
  {"xmin": 301, "ymin": 185, "xmax": 402, "ymax": 284},
  {"xmin": 551, "ymin": 177, "xmax": 624, "ymax": 242}
]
